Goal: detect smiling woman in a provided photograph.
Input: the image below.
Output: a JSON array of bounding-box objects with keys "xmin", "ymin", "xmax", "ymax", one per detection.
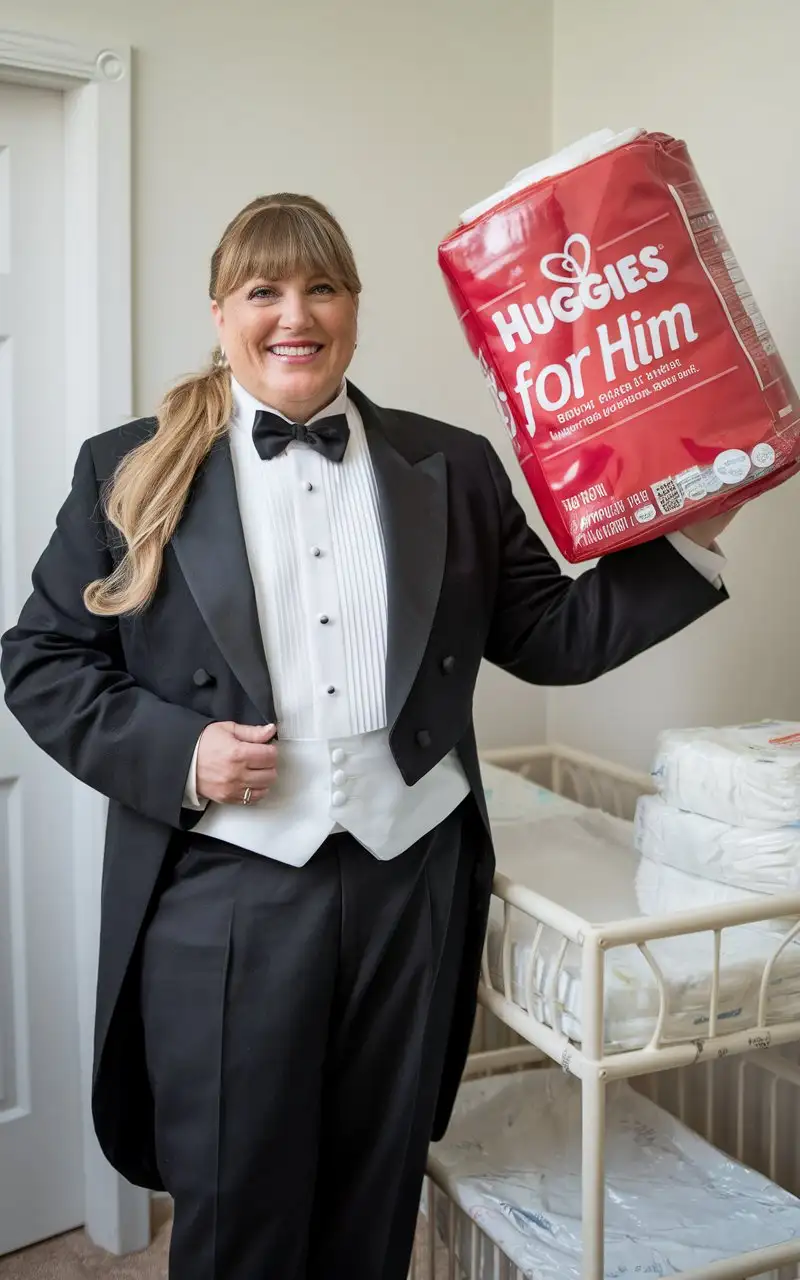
[
  {"xmin": 211, "ymin": 197, "xmax": 360, "ymax": 422},
  {"xmin": 213, "ymin": 276, "xmax": 356, "ymax": 421}
]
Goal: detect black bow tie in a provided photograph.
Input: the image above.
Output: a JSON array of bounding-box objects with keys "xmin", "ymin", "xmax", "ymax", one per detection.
[{"xmin": 251, "ymin": 409, "xmax": 350, "ymax": 463}]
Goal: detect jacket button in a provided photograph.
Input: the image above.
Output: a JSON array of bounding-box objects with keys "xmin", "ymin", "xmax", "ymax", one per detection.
[
  {"xmin": 441, "ymin": 655, "xmax": 456, "ymax": 674},
  {"xmin": 193, "ymin": 668, "xmax": 214, "ymax": 688},
  {"xmin": 415, "ymin": 729, "xmax": 431, "ymax": 748}
]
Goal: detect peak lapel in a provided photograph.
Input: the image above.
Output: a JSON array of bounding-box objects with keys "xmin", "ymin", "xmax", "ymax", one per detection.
[
  {"xmin": 349, "ymin": 385, "xmax": 448, "ymax": 730},
  {"xmin": 171, "ymin": 434, "xmax": 276, "ymax": 725}
]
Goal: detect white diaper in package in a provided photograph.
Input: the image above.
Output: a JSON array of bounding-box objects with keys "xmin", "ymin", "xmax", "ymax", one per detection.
[
  {"xmin": 634, "ymin": 855, "xmax": 799, "ymax": 938},
  {"xmin": 635, "ymin": 793, "xmax": 800, "ymax": 894},
  {"xmin": 651, "ymin": 722, "xmax": 800, "ymax": 828}
]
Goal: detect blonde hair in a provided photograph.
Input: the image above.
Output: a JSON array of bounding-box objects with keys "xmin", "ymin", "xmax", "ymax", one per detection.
[{"xmin": 84, "ymin": 194, "xmax": 362, "ymax": 616}]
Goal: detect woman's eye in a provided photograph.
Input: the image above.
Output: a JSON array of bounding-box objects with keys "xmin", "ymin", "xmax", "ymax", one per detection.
[{"xmin": 248, "ymin": 283, "xmax": 335, "ymax": 300}]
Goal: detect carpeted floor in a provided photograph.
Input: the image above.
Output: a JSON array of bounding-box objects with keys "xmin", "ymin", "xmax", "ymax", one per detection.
[
  {"xmin": 0, "ymin": 1202, "xmax": 444, "ymax": 1278},
  {"xmin": 0, "ymin": 1202, "xmax": 172, "ymax": 1280}
]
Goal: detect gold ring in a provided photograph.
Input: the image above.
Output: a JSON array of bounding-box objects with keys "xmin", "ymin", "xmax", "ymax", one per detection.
[{"xmin": 242, "ymin": 787, "xmax": 252, "ymax": 806}]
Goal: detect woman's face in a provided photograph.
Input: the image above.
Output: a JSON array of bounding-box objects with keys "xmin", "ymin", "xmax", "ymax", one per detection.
[{"xmin": 212, "ymin": 271, "xmax": 358, "ymax": 421}]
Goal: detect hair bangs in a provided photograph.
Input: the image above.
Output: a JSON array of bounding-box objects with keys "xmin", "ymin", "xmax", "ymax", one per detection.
[{"xmin": 215, "ymin": 203, "xmax": 361, "ymax": 299}]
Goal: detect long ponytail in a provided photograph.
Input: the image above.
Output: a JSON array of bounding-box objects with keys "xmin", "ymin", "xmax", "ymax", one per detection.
[{"xmin": 83, "ymin": 354, "xmax": 231, "ymax": 615}]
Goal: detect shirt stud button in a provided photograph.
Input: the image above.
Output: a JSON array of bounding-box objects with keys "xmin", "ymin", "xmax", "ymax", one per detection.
[
  {"xmin": 326, "ymin": 685, "xmax": 336, "ymax": 695},
  {"xmin": 304, "ymin": 481, "xmax": 314, "ymax": 492},
  {"xmin": 311, "ymin": 546, "xmax": 322, "ymax": 558},
  {"xmin": 319, "ymin": 614, "xmax": 330, "ymax": 625}
]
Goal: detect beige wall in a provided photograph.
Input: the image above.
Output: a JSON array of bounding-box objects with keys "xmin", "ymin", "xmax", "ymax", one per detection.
[
  {"xmin": 16, "ymin": 0, "xmax": 789, "ymax": 768},
  {"xmin": 549, "ymin": 0, "xmax": 800, "ymax": 771},
  {"xmin": 4, "ymin": 0, "xmax": 554, "ymax": 748}
]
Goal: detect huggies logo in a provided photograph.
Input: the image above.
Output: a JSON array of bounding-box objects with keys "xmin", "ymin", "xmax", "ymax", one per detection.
[
  {"xmin": 490, "ymin": 234, "xmax": 698, "ymax": 438},
  {"xmin": 497, "ymin": 234, "xmax": 669, "ymax": 339}
]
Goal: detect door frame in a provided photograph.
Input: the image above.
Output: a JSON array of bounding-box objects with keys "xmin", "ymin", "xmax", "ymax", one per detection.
[{"xmin": 0, "ymin": 29, "xmax": 148, "ymax": 1256}]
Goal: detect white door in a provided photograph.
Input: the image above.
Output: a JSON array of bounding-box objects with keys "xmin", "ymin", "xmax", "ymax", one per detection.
[{"xmin": 0, "ymin": 81, "xmax": 85, "ymax": 1255}]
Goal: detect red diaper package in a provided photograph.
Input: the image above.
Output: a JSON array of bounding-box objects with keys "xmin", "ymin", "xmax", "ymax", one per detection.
[{"xmin": 438, "ymin": 129, "xmax": 800, "ymax": 562}]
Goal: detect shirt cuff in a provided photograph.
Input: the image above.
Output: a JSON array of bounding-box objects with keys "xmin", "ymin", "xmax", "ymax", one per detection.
[
  {"xmin": 182, "ymin": 736, "xmax": 208, "ymax": 811},
  {"xmin": 665, "ymin": 531, "xmax": 726, "ymax": 589}
]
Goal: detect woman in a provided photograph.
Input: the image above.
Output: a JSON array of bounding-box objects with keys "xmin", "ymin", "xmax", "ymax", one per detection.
[{"xmin": 1, "ymin": 194, "xmax": 733, "ymax": 1279}]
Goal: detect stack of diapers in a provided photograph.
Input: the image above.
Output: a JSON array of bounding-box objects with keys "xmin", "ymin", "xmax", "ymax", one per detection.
[{"xmin": 635, "ymin": 721, "xmax": 800, "ymax": 934}]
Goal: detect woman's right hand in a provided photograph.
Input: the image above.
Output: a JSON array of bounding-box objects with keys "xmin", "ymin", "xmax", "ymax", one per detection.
[{"xmin": 196, "ymin": 721, "xmax": 278, "ymax": 805}]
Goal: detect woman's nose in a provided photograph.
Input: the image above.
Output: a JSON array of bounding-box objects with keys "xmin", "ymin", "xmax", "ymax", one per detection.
[{"xmin": 279, "ymin": 292, "xmax": 313, "ymax": 330}]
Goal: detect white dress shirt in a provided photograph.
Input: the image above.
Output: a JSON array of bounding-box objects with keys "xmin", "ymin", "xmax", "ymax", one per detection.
[
  {"xmin": 183, "ymin": 378, "xmax": 469, "ymax": 865},
  {"xmin": 183, "ymin": 378, "xmax": 726, "ymax": 866},
  {"xmin": 664, "ymin": 533, "xmax": 726, "ymax": 589}
]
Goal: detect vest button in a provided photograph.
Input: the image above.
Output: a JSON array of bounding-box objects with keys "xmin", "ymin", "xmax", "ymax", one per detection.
[
  {"xmin": 441, "ymin": 655, "xmax": 456, "ymax": 674},
  {"xmin": 331, "ymin": 790, "xmax": 346, "ymax": 808},
  {"xmin": 415, "ymin": 729, "xmax": 432, "ymax": 748},
  {"xmin": 192, "ymin": 668, "xmax": 214, "ymax": 687}
]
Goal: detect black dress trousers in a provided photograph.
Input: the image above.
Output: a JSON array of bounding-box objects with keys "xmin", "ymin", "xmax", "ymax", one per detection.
[{"xmin": 139, "ymin": 798, "xmax": 477, "ymax": 1280}]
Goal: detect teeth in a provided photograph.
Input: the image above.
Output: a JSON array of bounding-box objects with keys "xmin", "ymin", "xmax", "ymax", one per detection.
[{"xmin": 270, "ymin": 345, "xmax": 320, "ymax": 357}]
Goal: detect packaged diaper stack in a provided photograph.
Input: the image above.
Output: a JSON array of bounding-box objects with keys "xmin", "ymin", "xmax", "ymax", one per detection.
[{"xmin": 634, "ymin": 721, "xmax": 800, "ymax": 926}]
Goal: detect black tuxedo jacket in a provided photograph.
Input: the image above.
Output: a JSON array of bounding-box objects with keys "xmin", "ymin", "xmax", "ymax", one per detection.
[{"xmin": 1, "ymin": 382, "xmax": 725, "ymax": 1189}]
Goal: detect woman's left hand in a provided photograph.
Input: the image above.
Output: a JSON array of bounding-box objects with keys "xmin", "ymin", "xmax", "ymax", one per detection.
[{"xmin": 679, "ymin": 505, "xmax": 740, "ymax": 550}]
